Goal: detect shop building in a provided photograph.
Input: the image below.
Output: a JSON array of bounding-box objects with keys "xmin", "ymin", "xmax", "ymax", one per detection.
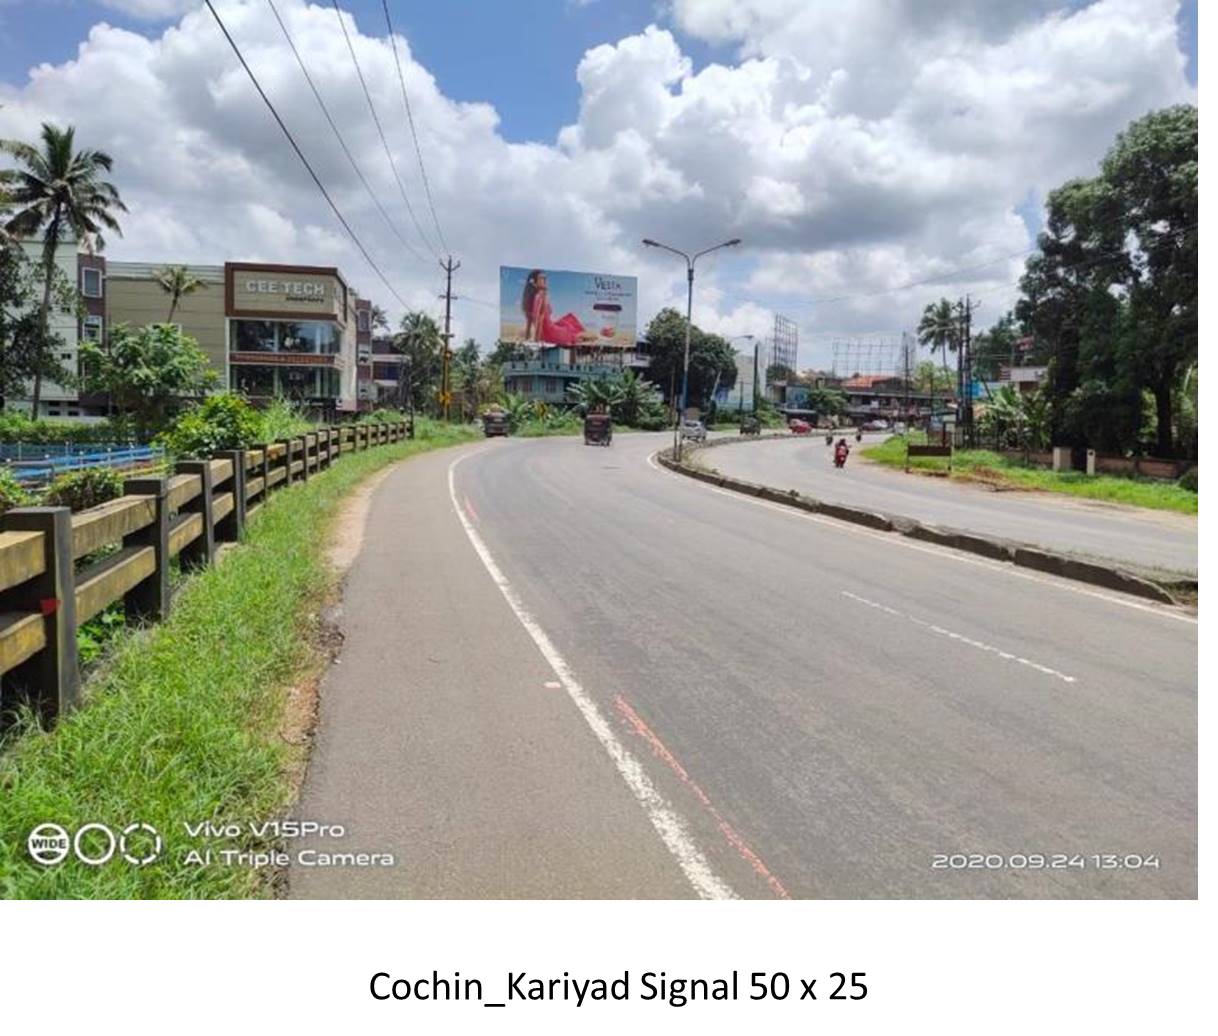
[{"xmin": 27, "ymin": 257, "xmax": 376, "ymax": 418}]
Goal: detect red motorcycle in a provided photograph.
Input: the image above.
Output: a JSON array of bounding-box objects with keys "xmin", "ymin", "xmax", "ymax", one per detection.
[{"xmin": 833, "ymin": 441, "xmax": 850, "ymax": 469}]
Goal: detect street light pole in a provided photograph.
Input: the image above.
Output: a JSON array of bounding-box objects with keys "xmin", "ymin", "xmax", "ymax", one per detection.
[{"xmin": 643, "ymin": 236, "xmax": 741, "ymax": 460}]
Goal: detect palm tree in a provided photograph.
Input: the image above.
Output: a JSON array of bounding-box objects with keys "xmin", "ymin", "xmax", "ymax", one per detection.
[
  {"xmin": 370, "ymin": 304, "xmax": 390, "ymax": 333},
  {"xmin": 394, "ymin": 311, "xmax": 443, "ymax": 412},
  {"xmin": 1, "ymin": 123, "xmax": 126, "ymax": 414},
  {"xmin": 917, "ymin": 297, "xmax": 960, "ymax": 414},
  {"xmin": 154, "ymin": 264, "xmax": 205, "ymax": 323}
]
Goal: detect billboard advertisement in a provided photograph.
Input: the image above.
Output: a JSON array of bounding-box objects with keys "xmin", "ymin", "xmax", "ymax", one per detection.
[{"xmin": 500, "ymin": 266, "xmax": 637, "ymax": 347}]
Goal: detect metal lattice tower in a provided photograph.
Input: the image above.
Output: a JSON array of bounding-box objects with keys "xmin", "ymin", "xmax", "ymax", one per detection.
[{"xmin": 772, "ymin": 314, "xmax": 798, "ymax": 372}]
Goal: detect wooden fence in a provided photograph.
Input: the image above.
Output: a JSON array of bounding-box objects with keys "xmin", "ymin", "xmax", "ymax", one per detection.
[{"xmin": 0, "ymin": 421, "xmax": 410, "ymax": 728}]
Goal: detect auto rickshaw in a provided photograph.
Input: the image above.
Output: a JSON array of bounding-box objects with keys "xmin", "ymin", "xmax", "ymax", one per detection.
[{"xmin": 583, "ymin": 410, "xmax": 613, "ymax": 446}]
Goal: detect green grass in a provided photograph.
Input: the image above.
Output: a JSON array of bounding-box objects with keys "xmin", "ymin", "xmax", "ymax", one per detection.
[
  {"xmin": 0, "ymin": 417, "xmax": 479, "ymax": 899},
  {"xmin": 862, "ymin": 435, "xmax": 1197, "ymax": 514}
]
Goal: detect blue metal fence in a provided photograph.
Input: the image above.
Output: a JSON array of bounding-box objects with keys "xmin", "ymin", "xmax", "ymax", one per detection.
[{"xmin": 1, "ymin": 443, "xmax": 166, "ymax": 487}]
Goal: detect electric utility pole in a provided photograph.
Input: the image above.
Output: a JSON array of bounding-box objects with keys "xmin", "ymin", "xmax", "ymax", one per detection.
[
  {"xmin": 439, "ymin": 255, "xmax": 460, "ymax": 422},
  {"xmin": 957, "ymin": 295, "xmax": 975, "ymax": 446}
]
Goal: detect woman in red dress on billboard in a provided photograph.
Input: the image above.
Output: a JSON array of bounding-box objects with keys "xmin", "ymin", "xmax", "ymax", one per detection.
[{"xmin": 521, "ymin": 269, "xmax": 592, "ymax": 346}]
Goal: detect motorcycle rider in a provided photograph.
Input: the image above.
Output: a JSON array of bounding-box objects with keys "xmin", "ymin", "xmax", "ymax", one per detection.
[{"xmin": 834, "ymin": 437, "xmax": 850, "ymax": 468}]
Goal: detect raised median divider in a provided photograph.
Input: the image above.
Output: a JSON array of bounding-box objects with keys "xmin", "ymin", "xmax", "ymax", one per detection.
[
  {"xmin": 658, "ymin": 444, "xmax": 1184, "ymax": 606},
  {"xmin": 0, "ymin": 421, "xmax": 410, "ymax": 727}
]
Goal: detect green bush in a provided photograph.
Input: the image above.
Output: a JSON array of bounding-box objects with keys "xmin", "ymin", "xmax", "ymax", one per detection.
[
  {"xmin": 157, "ymin": 393, "xmax": 264, "ymax": 458},
  {"xmin": 1177, "ymin": 467, "xmax": 1197, "ymax": 492},
  {"xmin": 358, "ymin": 408, "xmax": 407, "ymax": 424},
  {"xmin": 0, "ymin": 412, "xmax": 139, "ymax": 445},
  {"xmin": 257, "ymin": 397, "xmax": 312, "ymax": 441},
  {"xmin": 41, "ymin": 467, "xmax": 125, "ymax": 512},
  {"xmin": 0, "ymin": 468, "xmax": 32, "ymax": 514}
]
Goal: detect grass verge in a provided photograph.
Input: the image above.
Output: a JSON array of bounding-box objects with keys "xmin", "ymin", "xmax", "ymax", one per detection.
[
  {"xmin": 862, "ymin": 435, "xmax": 1197, "ymax": 515},
  {"xmin": 0, "ymin": 418, "xmax": 479, "ymax": 898}
]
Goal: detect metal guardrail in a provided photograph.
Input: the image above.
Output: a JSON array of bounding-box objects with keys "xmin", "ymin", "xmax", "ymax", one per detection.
[
  {"xmin": 3, "ymin": 445, "xmax": 167, "ymax": 487},
  {"xmin": 0, "ymin": 421, "xmax": 411, "ymax": 727}
]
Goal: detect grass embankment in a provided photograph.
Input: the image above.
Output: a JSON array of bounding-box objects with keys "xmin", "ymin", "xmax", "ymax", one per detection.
[
  {"xmin": 0, "ymin": 418, "xmax": 479, "ymax": 898},
  {"xmin": 862, "ymin": 434, "xmax": 1197, "ymax": 515}
]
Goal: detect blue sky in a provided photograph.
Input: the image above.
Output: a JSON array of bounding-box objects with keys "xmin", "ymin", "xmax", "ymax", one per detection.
[{"xmin": 13, "ymin": 0, "xmax": 1194, "ymax": 143}]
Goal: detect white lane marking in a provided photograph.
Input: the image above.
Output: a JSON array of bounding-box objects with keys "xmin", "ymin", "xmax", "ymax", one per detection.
[
  {"xmin": 841, "ymin": 590, "xmax": 1077, "ymax": 685},
  {"xmin": 448, "ymin": 453, "xmax": 737, "ymax": 901},
  {"xmin": 646, "ymin": 450, "xmax": 1196, "ymax": 626}
]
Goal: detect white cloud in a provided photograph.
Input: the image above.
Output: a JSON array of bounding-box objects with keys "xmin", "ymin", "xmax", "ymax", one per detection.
[{"xmin": 0, "ymin": 0, "xmax": 1193, "ymax": 367}]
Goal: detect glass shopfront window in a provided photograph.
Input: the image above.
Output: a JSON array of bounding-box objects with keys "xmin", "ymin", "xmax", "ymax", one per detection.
[
  {"xmin": 235, "ymin": 320, "xmax": 277, "ymax": 352},
  {"xmin": 231, "ymin": 365, "xmax": 277, "ymax": 397},
  {"xmin": 235, "ymin": 319, "xmax": 340, "ymax": 354},
  {"xmin": 279, "ymin": 323, "xmax": 311, "ymax": 353}
]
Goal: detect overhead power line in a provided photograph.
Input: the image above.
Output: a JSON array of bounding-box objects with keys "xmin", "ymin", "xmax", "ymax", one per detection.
[
  {"xmin": 330, "ymin": 0, "xmax": 441, "ymax": 261},
  {"xmin": 382, "ymin": 1, "xmax": 448, "ymax": 255},
  {"xmin": 265, "ymin": 0, "xmax": 430, "ymax": 268},
  {"xmin": 203, "ymin": 0, "xmax": 409, "ymax": 310}
]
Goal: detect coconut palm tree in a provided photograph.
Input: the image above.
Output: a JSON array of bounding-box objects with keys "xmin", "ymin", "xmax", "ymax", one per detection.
[
  {"xmin": 1, "ymin": 123, "xmax": 126, "ymax": 413},
  {"xmin": 155, "ymin": 264, "xmax": 205, "ymax": 323},
  {"xmin": 917, "ymin": 297, "xmax": 960, "ymax": 386},
  {"xmin": 370, "ymin": 304, "xmax": 390, "ymax": 333}
]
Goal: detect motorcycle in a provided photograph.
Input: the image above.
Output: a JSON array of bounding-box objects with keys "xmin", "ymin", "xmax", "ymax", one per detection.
[
  {"xmin": 834, "ymin": 443, "xmax": 850, "ymax": 469},
  {"xmin": 855, "ymin": 430, "xmax": 863, "ymax": 443},
  {"xmin": 825, "ymin": 433, "xmax": 834, "ymax": 446}
]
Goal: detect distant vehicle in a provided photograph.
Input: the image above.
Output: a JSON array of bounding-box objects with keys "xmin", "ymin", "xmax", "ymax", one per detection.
[
  {"xmin": 583, "ymin": 411, "xmax": 612, "ymax": 446},
  {"xmin": 739, "ymin": 415, "xmax": 761, "ymax": 436},
  {"xmin": 893, "ymin": 421, "xmax": 907, "ymax": 434},
  {"xmin": 788, "ymin": 418, "xmax": 812, "ymax": 435},
  {"xmin": 679, "ymin": 419, "xmax": 707, "ymax": 442},
  {"xmin": 481, "ymin": 409, "xmax": 510, "ymax": 437},
  {"xmin": 864, "ymin": 419, "xmax": 889, "ymax": 431}
]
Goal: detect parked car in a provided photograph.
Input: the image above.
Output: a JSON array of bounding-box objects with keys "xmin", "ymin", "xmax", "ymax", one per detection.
[
  {"xmin": 788, "ymin": 418, "xmax": 812, "ymax": 434},
  {"xmin": 679, "ymin": 419, "xmax": 707, "ymax": 442},
  {"xmin": 863, "ymin": 419, "xmax": 890, "ymax": 431}
]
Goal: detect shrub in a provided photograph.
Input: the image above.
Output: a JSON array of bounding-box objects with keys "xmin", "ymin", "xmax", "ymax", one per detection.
[
  {"xmin": 41, "ymin": 467, "xmax": 125, "ymax": 512},
  {"xmin": 257, "ymin": 397, "xmax": 312, "ymax": 441},
  {"xmin": 0, "ymin": 467, "xmax": 32, "ymax": 514},
  {"xmin": 1177, "ymin": 467, "xmax": 1197, "ymax": 492},
  {"xmin": 359, "ymin": 407, "xmax": 406, "ymax": 424},
  {"xmin": 0, "ymin": 413, "xmax": 138, "ymax": 445},
  {"xmin": 157, "ymin": 393, "xmax": 263, "ymax": 458}
]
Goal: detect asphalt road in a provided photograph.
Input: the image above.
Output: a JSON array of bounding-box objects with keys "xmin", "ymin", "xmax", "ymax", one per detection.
[
  {"xmin": 291, "ymin": 432, "xmax": 1196, "ymax": 899},
  {"xmin": 704, "ymin": 434, "xmax": 1197, "ymax": 576}
]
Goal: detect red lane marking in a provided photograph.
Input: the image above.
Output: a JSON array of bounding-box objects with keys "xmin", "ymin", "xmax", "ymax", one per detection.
[
  {"xmin": 464, "ymin": 494, "xmax": 479, "ymax": 522},
  {"xmin": 613, "ymin": 694, "xmax": 790, "ymax": 899}
]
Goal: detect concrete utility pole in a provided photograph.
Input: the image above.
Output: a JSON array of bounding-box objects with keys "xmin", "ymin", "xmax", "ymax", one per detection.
[
  {"xmin": 959, "ymin": 295, "xmax": 976, "ymax": 447},
  {"xmin": 439, "ymin": 255, "xmax": 460, "ymax": 422}
]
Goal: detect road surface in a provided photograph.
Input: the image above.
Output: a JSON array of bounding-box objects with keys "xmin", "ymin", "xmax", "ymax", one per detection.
[
  {"xmin": 290, "ymin": 433, "xmax": 1196, "ymax": 898},
  {"xmin": 703, "ymin": 434, "xmax": 1196, "ymax": 576}
]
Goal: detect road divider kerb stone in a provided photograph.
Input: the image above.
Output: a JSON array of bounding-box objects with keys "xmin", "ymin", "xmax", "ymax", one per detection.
[
  {"xmin": 1011, "ymin": 547, "xmax": 1177, "ymax": 605},
  {"xmin": 659, "ymin": 446, "xmax": 1183, "ymax": 606}
]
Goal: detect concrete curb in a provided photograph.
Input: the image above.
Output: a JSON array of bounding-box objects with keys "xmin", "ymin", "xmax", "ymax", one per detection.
[{"xmin": 658, "ymin": 447, "xmax": 1182, "ymax": 605}]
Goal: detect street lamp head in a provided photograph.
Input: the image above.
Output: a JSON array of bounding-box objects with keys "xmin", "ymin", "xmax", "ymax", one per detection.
[
  {"xmin": 726, "ymin": 238, "xmax": 742, "ymax": 247},
  {"xmin": 642, "ymin": 238, "xmax": 658, "ymax": 247}
]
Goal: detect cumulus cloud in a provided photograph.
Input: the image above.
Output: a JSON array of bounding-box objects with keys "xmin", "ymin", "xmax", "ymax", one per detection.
[{"xmin": 0, "ymin": 0, "xmax": 1193, "ymax": 366}]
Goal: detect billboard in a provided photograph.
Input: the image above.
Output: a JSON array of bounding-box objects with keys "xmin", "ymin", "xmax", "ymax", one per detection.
[{"xmin": 500, "ymin": 266, "xmax": 637, "ymax": 347}]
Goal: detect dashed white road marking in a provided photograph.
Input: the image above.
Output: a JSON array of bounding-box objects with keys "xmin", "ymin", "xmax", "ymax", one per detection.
[
  {"xmin": 646, "ymin": 449, "xmax": 1196, "ymax": 626},
  {"xmin": 449, "ymin": 453, "xmax": 737, "ymax": 901},
  {"xmin": 841, "ymin": 590, "xmax": 1077, "ymax": 685}
]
